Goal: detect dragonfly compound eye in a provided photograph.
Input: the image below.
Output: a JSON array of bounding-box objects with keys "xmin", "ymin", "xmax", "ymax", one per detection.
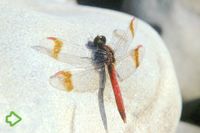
[{"xmin": 94, "ymin": 35, "xmax": 106, "ymax": 47}]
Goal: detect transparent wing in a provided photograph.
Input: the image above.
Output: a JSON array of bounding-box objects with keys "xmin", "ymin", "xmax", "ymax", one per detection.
[
  {"xmin": 49, "ymin": 67, "xmax": 103, "ymax": 92},
  {"xmin": 111, "ymin": 17, "xmax": 136, "ymax": 60},
  {"xmin": 33, "ymin": 45, "xmax": 94, "ymax": 68},
  {"xmin": 32, "ymin": 37, "xmax": 94, "ymax": 68},
  {"xmin": 115, "ymin": 45, "xmax": 144, "ymax": 81}
]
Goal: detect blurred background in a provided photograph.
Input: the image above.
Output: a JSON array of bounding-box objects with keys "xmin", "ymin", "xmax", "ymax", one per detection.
[{"xmin": 77, "ymin": 0, "xmax": 200, "ymax": 131}]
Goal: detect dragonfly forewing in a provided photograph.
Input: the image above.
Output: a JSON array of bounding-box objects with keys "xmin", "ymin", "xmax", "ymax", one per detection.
[
  {"xmin": 111, "ymin": 18, "xmax": 137, "ymax": 60},
  {"xmin": 32, "ymin": 37, "xmax": 94, "ymax": 68}
]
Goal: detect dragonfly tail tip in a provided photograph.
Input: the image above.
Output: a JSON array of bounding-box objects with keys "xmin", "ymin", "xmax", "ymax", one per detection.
[{"xmin": 123, "ymin": 116, "xmax": 127, "ymax": 123}]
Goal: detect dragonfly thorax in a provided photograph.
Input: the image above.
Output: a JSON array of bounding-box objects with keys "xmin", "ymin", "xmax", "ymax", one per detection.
[
  {"xmin": 93, "ymin": 35, "xmax": 115, "ymax": 66},
  {"xmin": 93, "ymin": 45, "xmax": 115, "ymax": 67}
]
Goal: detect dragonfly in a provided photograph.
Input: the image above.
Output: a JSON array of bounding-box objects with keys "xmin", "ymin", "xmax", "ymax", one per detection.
[{"xmin": 33, "ymin": 17, "xmax": 144, "ymax": 125}]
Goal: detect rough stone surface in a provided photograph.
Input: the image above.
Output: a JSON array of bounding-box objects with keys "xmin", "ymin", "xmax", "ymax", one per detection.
[{"xmin": 0, "ymin": 0, "xmax": 181, "ymax": 133}]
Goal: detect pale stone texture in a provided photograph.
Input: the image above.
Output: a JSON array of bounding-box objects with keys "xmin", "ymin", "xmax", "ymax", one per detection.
[{"xmin": 0, "ymin": 0, "xmax": 181, "ymax": 133}]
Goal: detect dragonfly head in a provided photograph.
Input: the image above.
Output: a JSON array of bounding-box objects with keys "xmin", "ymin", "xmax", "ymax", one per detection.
[{"xmin": 94, "ymin": 35, "xmax": 106, "ymax": 48}]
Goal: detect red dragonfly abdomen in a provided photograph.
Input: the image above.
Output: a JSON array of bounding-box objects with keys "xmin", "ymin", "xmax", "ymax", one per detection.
[{"xmin": 108, "ymin": 64, "xmax": 126, "ymax": 123}]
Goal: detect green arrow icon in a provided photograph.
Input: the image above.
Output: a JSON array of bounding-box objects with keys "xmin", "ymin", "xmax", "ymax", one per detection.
[{"xmin": 5, "ymin": 111, "xmax": 22, "ymax": 127}]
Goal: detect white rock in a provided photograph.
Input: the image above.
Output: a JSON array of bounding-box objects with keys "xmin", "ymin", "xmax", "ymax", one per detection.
[{"xmin": 0, "ymin": 0, "xmax": 181, "ymax": 133}]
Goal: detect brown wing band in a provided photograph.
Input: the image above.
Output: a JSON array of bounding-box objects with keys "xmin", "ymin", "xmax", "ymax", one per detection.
[
  {"xmin": 47, "ymin": 37, "xmax": 63, "ymax": 59},
  {"xmin": 58, "ymin": 71, "xmax": 74, "ymax": 92},
  {"xmin": 132, "ymin": 45, "xmax": 142, "ymax": 68},
  {"xmin": 129, "ymin": 18, "xmax": 135, "ymax": 38}
]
